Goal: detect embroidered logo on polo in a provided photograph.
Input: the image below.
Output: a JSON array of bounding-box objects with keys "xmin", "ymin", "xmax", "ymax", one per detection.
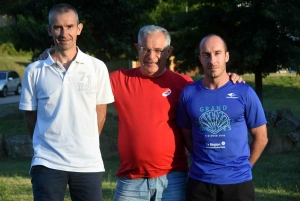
[
  {"xmin": 78, "ymin": 71, "xmax": 95, "ymax": 94},
  {"xmin": 226, "ymin": 93, "xmax": 238, "ymax": 99},
  {"xmin": 162, "ymin": 89, "xmax": 172, "ymax": 97}
]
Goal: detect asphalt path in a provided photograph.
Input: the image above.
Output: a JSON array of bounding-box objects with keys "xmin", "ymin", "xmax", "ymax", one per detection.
[{"xmin": 0, "ymin": 93, "xmax": 20, "ymax": 105}]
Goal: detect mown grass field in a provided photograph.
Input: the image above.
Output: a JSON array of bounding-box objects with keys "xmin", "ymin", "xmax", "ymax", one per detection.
[
  {"xmin": 0, "ymin": 55, "xmax": 300, "ymax": 200},
  {"xmin": 0, "ymin": 150, "xmax": 299, "ymax": 200}
]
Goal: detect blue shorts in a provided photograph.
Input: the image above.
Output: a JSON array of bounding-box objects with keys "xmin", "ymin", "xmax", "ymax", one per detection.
[
  {"xmin": 114, "ymin": 171, "xmax": 188, "ymax": 201},
  {"xmin": 30, "ymin": 165, "xmax": 103, "ymax": 201}
]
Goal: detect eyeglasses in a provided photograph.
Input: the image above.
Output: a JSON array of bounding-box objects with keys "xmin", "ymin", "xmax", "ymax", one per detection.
[{"xmin": 138, "ymin": 46, "xmax": 170, "ymax": 56}]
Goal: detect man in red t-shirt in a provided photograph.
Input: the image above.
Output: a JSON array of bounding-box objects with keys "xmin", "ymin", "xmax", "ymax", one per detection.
[{"xmin": 110, "ymin": 25, "xmax": 243, "ymax": 201}]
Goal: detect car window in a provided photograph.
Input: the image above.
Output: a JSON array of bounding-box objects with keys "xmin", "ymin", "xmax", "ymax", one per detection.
[
  {"xmin": 7, "ymin": 71, "xmax": 19, "ymax": 79},
  {"xmin": 0, "ymin": 73, "xmax": 6, "ymax": 80},
  {"xmin": 8, "ymin": 72, "xmax": 13, "ymax": 78},
  {"xmin": 12, "ymin": 72, "xmax": 19, "ymax": 79}
]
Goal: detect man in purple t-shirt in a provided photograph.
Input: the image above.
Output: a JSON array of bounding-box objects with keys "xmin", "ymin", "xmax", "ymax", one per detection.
[{"xmin": 177, "ymin": 34, "xmax": 268, "ymax": 201}]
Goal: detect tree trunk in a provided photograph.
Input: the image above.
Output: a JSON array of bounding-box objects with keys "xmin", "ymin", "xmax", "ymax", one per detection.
[{"xmin": 254, "ymin": 66, "xmax": 263, "ymax": 104}]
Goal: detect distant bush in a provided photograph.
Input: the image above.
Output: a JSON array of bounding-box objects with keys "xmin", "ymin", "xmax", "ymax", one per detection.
[
  {"xmin": 0, "ymin": 27, "xmax": 10, "ymax": 44},
  {"xmin": 0, "ymin": 43, "xmax": 17, "ymax": 55},
  {"xmin": 0, "ymin": 42, "xmax": 32, "ymax": 56}
]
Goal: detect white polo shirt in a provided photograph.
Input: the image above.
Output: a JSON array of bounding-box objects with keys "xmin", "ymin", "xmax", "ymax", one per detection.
[{"xmin": 19, "ymin": 48, "xmax": 114, "ymax": 172}]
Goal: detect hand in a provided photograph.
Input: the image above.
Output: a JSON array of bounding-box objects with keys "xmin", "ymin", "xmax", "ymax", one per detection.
[
  {"xmin": 228, "ymin": 72, "xmax": 245, "ymax": 84},
  {"xmin": 37, "ymin": 47, "xmax": 54, "ymax": 60}
]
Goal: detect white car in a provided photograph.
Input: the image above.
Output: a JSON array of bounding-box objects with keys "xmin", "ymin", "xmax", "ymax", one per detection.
[{"xmin": 0, "ymin": 70, "xmax": 22, "ymax": 97}]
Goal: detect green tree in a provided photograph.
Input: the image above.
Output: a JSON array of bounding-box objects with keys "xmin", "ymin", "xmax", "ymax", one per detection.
[
  {"xmin": 153, "ymin": 0, "xmax": 300, "ymax": 102},
  {"xmin": 5, "ymin": 0, "xmax": 159, "ymax": 61}
]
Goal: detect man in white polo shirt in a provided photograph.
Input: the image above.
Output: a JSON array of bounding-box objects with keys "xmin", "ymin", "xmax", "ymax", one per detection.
[{"xmin": 19, "ymin": 3, "xmax": 114, "ymax": 201}]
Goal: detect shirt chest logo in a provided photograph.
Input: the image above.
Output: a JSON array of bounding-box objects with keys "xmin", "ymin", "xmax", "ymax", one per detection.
[
  {"xmin": 226, "ymin": 93, "xmax": 238, "ymax": 99},
  {"xmin": 162, "ymin": 89, "xmax": 172, "ymax": 97}
]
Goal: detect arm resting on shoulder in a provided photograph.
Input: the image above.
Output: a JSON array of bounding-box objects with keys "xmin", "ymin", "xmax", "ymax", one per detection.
[
  {"xmin": 227, "ymin": 72, "xmax": 245, "ymax": 84},
  {"xmin": 249, "ymin": 124, "xmax": 268, "ymax": 165},
  {"xmin": 24, "ymin": 111, "xmax": 37, "ymax": 140},
  {"xmin": 96, "ymin": 104, "xmax": 107, "ymax": 136},
  {"xmin": 181, "ymin": 128, "xmax": 193, "ymax": 153},
  {"xmin": 37, "ymin": 47, "xmax": 54, "ymax": 60}
]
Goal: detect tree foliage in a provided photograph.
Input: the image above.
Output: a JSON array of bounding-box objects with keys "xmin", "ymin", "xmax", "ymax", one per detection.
[
  {"xmin": 4, "ymin": 0, "xmax": 159, "ymax": 61},
  {"xmin": 153, "ymin": 0, "xmax": 300, "ymax": 101},
  {"xmin": 3, "ymin": 0, "xmax": 300, "ymax": 102}
]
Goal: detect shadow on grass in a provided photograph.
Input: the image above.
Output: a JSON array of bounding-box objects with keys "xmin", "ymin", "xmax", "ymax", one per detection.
[
  {"xmin": 253, "ymin": 151, "xmax": 300, "ymax": 201},
  {"xmin": 0, "ymin": 157, "xmax": 31, "ymax": 178},
  {"xmin": 16, "ymin": 61, "xmax": 30, "ymax": 68}
]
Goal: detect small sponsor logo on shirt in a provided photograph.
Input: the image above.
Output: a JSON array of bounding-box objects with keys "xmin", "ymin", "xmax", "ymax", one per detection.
[
  {"xmin": 162, "ymin": 89, "xmax": 172, "ymax": 97},
  {"xmin": 206, "ymin": 141, "xmax": 226, "ymax": 149},
  {"xmin": 226, "ymin": 93, "xmax": 238, "ymax": 99}
]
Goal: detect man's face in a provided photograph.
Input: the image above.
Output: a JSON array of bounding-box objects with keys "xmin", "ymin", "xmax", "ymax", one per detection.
[
  {"xmin": 199, "ymin": 36, "xmax": 229, "ymax": 79},
  {"xmin": 47, "ymin": 11, "xmax": 82, "ymax": 52},
  {"xmin": 135, "ymin": 32, "xmax": 172, "ymax": 77}
]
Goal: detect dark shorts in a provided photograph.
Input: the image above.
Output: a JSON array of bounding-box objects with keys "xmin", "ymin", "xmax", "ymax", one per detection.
[
  {"xmin": 30, "ymin": 165, "xmax": 103, "ymax": 201},
  {"xmin": 186, "ymin": 177, "xmax": 255, "ymax": 201}
]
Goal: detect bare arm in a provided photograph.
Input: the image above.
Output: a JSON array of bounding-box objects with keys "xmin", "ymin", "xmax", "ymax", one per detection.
[
  {"xmin": 24, "ymin": 111, "xmax": 37, "ymax": 140},
  {"xmin": 249, "ymin": 124, "xmax": 268, "ymax": 165},
  {"xmin": 181, "ymin": 128, "xmax": 193, "ymax": 153},
  {"xmin": 227, "ymin": 72, "xmax": 245, "ymax": 84},
  {"xmin": 96, "ymin": 104, "xmax": 107, "ymax": 136}
]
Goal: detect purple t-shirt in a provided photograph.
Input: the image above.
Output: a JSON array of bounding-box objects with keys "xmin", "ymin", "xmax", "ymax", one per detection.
[{"xmin": 177, "ymin": 79, "xmax": 266, "ymax": 184}]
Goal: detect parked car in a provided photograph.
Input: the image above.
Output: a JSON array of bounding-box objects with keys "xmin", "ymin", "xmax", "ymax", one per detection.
[{"xmin": 0, "ymin": 70, "xmax": 22, "ymax": 97}]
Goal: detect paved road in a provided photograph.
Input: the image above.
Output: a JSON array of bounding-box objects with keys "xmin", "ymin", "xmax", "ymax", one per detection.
[{"xmin": 0, "ymin": 93, "xmax": 20, "ymax": 105}]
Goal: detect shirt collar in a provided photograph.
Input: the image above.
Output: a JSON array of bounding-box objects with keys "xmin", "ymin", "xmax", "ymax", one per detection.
[{"xmin": 43, "ymin": 46, "xmax": 85, "ymax": 67}]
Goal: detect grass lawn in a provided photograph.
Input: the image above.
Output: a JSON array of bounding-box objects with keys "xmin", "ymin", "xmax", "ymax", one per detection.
[
  {"xmin": 0, "ymin": 151, "xmax": 299, "ymax": 200},
  {"xmin": 0, "ymin": 157, "xmax": 119, "ymax": 201},
  {"xmin": 241, "ymin": 73, "xmax": 300, "ymax": 117},
  {"xmin": 253, "ymin": 151, "xmax": 300, "ymax": 200}
]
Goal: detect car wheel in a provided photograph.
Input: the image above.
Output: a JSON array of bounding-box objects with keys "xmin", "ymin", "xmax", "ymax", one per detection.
[
  {"xmin": 15, "ymin": 84, "xmax": 22, "ymax": 95},
  {"xmin": 0, "ymin": 86, "xmax": 8, "ymax": 97}
]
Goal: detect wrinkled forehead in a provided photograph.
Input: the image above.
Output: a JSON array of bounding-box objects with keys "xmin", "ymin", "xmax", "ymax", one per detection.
[{"xmin": 140, "ymin": 32, "xmax": 167, "ymax": 47}]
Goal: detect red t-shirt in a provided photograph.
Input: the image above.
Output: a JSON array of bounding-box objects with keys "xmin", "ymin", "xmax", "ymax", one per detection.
[{"xmin": 110, "ymin": 67, "xmax": 193, "ymax": 178}]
